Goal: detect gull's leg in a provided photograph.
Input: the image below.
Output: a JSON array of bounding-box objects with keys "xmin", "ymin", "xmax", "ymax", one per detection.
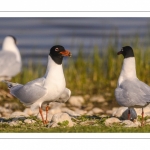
[
  {"xmin": 39, "ymin": 107, "xmax": 45, "ymax": 124},
  {"xmin": 45, "ymin": 104, "xmax": 50, "ymax": 124},
  {"xmin": 141, "ymin": 108, "xmax": 144, "ymax": 126},
  {"xmin": 128, "ymin": 108, "xmax": 131, "ymax": 120}
]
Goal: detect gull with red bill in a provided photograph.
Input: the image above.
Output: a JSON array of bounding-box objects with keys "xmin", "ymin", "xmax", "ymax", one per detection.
[
  {"xmin": 115, "ymin": 46, "xmax": 150, "ymax": 126},
  {"xmin": 3, "ymin": 45, "xmax": 71, "ymax": 124}
]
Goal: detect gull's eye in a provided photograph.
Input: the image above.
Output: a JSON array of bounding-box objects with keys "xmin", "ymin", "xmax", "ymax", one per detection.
[{"xmin": 55, "ymin": 48, "xmax": 59, "ymax": 51}]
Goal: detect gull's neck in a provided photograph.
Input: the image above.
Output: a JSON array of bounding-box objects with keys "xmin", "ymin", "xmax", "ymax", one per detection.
[
  {"xmin": 2, "ymin": 42, "xmax": 21, "ymax": 62},
  {"xmin": 118, "ymin": 57, "xmax": 137, "ymax": 86},
  {"xmin": 44, "ymin": 56, "xmax": 65, "ymax": 88}
]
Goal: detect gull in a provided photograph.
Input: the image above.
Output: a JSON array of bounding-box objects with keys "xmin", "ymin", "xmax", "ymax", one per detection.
[
  {"xmin": 3, "ymin": 45, "xmax": 72, "ymax": 124},
  {"xmin": 115, "ymin": 46, "xmax": 150, "ymax": 126},
  {"xmin": 0, "ymin": 35, "xmax": 22, "ymax": 81}
]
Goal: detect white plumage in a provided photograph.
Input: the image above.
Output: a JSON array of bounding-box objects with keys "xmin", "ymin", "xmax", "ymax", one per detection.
[
  {"xmin": 4, "ymin": 45, "xmax": 71, "ymax": 124},
  {"xmin": 0, "ymin": 36, "xmax": 22, "ymax": 81}
]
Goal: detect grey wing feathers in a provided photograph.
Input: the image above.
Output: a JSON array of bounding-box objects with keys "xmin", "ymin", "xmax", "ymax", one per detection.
[
  {"xmin": 0, "ymin": 51, "xmax": 21, "ymax": 76},
  {"xmin": 7, "ymin": 80, "xmax": 47, "ymax": 105},
  {"xmin": 115, "ymin": 79, "xmax": 150, "ymax": 107}
]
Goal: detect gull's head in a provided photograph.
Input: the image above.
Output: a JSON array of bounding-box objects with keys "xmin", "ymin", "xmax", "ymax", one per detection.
[
  {"xmin": 49, "ymin": 45, "xmax": 72, "ymax": 64},
  {"xmin": 3, "ymin": 35, "xmax": 17, "ymax": 46},
  {"xmin": 117, "ymin": 46, "xmax": 134, "ymax": 58}
]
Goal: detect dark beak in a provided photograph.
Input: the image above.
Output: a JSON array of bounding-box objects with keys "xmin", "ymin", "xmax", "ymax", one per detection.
[
  {"xmin": 59, "ymin": 50, "xmax": 72, "ymax": 57},
  {"xmin": 117, "ymin": 51, "xmax": 122, "ymax": 55}
]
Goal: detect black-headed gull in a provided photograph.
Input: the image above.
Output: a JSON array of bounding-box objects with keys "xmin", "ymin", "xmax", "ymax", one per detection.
[
  {"xmin": 0, "ymin": 35, "xmax": 22, "ymax": 81},
  {"xmin": 3, "ymin": 45, "xmax": 72, "ymax": 124},
  {"xmin": 115, "ymin": 46, "xmax": 150, "ymax": 126}
]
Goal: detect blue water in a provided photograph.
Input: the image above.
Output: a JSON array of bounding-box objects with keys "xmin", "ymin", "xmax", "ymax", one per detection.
[{"xmin": 0, "ymin": 17, "xmax": 150, "ymax": 65}]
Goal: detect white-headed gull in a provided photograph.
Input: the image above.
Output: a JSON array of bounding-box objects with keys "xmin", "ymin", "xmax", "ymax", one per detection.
[
  {"xmin": 115, "ymin": 46, "xmax": 150, "ymax": 126},
  {"xmin": 3, "ymin": 45, "xmax": 72, "ymax": 124},
  {"xmin": 0, "ymin": 35, "xmax": 22, "ymax": 81}
]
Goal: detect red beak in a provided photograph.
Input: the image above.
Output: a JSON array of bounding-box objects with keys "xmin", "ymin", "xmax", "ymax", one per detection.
[{"xmin": 59, "ymin": 50, "xmax": 72, "ymax": 57}]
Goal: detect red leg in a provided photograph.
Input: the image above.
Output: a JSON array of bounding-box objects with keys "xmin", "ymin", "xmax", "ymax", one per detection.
[
  {"xmin": 141, "ymin": 108, "xmax": 144, "ymax": 126},
  {"xmin": 128, "ymin": 108, "xmax": 131, "ymax": 120},
  {"xmin": 45, "ymin": 104, "xmax": 50, "ymax": 124},
  {"xmin": 39, "ymin": 107, "xmax": 45, "ymax": 124}
]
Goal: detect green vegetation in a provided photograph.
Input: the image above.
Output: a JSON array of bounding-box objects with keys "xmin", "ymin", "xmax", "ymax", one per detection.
[
  {"xmin": 1, "ymin": 115, "xmax": 150, "ymax": 132},
  {"xmin": 1, "ymin": 44, "xmax": 150, "ymax": 97}
]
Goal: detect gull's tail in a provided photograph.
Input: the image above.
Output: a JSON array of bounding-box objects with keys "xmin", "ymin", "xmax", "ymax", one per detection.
[{"xmin": 2, "ymin": 80, "xmax": 19, "ymax": 89}]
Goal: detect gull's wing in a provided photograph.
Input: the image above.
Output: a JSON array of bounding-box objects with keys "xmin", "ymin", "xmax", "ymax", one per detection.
[
  {"xmin": 55, "ymin": 88, "xmax": 71, "ymax": 103},
  {"xmin": 0, "ymin": 51, "xmax": 21, "ymax": 76},
  {"xmin": 5, "ymin": 78, "xmax": 47, "ymax": 105},
  {"xmin": 115, "ymin": 79, "xmax": 150, "ymax": 107}
]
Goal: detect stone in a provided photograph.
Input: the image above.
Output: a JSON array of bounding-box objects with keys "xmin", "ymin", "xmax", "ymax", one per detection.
[
  {"xmin": 4, "ymin": 103, "xmax": 20, "ymax": 110},
  {"xmin": 121, "ymin": 108, "xmax": 137, "ymax": 120},
  {"xmin": 49, "ymin": 107, "xmax": 62, "ymax": 115},
  {"xmin": 10, "ymin": 111, "xmax": 29, "ymax": 118},
  {"xmin": 68, "ymin": 96, "xmax": 84, "ymax": 107},
  {"xmin": 9, "ymin": 121, "xmax": 20, "ymax": 126},
  {"xmin": 122, "ymin": 120, "xmax": 141, "ymax": 127},
  {"xmin": 23, "ymin": 108, "xmax": 39, "ymax": 116},
  {"xmin": 135, "ymin": 106, "xmax": 150, "ymax": 117},
  {"xmin": 112, "ymin": 107, "xmax": 137, "ymax": 120},
  {"xmin": 73, "ymin": 108, "xmax": 87, "ymax": 115},
  {"xmin": 90, "ymin": 95, "xmax": 105, "ymax": 103},
  {"xmin": 85, "ymin": 103, "xmax": 94, "ymax": 111},
  {"xmin": 80, "ymin": 120, "xmax": 97, "ymax": 126},
  {"xmin": 0, "ymin": 106, "xmax": 12, "ymax": 114},
  {"xmin": 2, "ymin": 112, "xmax": 11, "ymax": 118},
  {"xmin": 49, "ymin": 113, "xmax": 74, "ymax": 127},
  {"xmin": 106, "ymin": 110, "xmax": 113, "ymax": 115},
  {"xmin": 105, "ymin": 117, "xmax": 121, "ymax": 126},
  {"xmin": 92, "ymin": 107, "xmax": 104, "ymax": 114},
  {"xmin": 24, "ymin": 119, "xmax": 36, "ymax": 124},
  {"xmin": 100, "ymin": 114, "xmax": 108, "ymax": 118},
  {"xmin": 86, "ymin": 111, "xmax": 94, "ymax": 116}
]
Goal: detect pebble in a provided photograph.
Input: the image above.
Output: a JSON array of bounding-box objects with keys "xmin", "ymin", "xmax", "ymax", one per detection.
[
  {"xmin": 122, "ymin": 120, "xmax": 141, "ymax": 127},
  {"xmin": 68, "ymin": 96, "xmax": 84, "ymax": 107},
  {"xmin": 90, "ymin": 95, "xmax": 105, "ymax": 103},
  {"xmin": 49, "ymin": 107, "xmax": 62, "ymax": 115},
  {"xmin": 24, "ymin": 119, "xmax": 36, "ymax": 124},
  {"xmin": 80, "ymin": 120, "xmax": 97, "ymax": 126},
  {"xmin": 4, "ymin": 103, "xmax": 20, "ymax": 110},
  {"xmin": 0, "ymin": 106, "xmax": 12, "ymax": 114},
  {"xmin": 106, "ymin": 110, "xmax": 113, "ymax": 115},
  {"xmin": 87, "ymin": 108, "xmax": 104, "ymax": 115},
  {"xmin": 23, "ymin": 108, "xmax": 39, "ymax": 116},
  {"xmin": 49, "ymin": 113, "xmax": 74, "ymax": 127},
  {"xmin": 9, "ymin": 121, "xmax": 21, "ymax": 126},
  {"xmin": 105, "ymin": 117, "xmax": 121, "ymax": 126},
  {"xmin": 10, "ymin": 111, "xmax": 29, "ymax": 118},
  {"xmin": 73, "ymin": 108, "xmax": 87, "ymax": 115},
  {"xmin": 92, "ymin": 107, "xmax": 104, "ymax": 114},
  {"xmin": 112, "ymin": 107, "xmax": 137, "ymax": 120}
]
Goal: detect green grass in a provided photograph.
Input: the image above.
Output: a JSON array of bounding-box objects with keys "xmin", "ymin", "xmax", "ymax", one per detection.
[
  {"xmin": 1, "ymin": 115, "xmax": 150, "ymax": 133},
  {"xmin": 2, "ymin": 44, "xmax": 150, "ymax": 97}
]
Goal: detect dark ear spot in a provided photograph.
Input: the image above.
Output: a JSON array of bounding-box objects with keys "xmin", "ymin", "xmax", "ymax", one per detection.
[{"xmin": 55, "ymin": 48, "xmax": 59, "ymax": 51}]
